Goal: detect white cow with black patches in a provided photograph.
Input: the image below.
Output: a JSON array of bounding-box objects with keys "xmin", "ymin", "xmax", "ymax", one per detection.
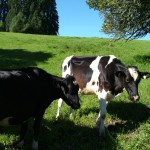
[{"xmin": 56, "ymin": 55, "xmax": 150, "ymax": 136}]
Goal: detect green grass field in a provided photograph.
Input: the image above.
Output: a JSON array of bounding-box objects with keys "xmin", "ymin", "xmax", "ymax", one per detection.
[{"xmin": 0, "ymin": 32, "xmax": 150, "ymax": 150}]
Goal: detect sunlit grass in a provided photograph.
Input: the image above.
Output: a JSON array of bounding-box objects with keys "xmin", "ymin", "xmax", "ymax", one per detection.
[{"xmin": 0, "ymin": 32, "xmax": 150, "ymax": 149}]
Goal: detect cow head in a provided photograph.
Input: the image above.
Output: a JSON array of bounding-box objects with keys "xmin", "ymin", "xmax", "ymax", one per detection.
[
  {"xmin": 60, "ymin": 75, "xmax": 80, "ymax": 109},
  {"xmin": 115, "ymin": 66, "xmax": 150, "ymax": 102}
]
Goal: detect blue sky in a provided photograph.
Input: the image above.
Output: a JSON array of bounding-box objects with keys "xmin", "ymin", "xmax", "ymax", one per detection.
[{"xmin": 56, "ymin": 0, "xmax": 150, "ymax": 40}]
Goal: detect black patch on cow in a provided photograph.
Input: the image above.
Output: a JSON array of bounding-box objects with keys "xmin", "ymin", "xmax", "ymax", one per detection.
[
  {"xmin": 98, "ymin": 56, "xmax": 111, "ymax": 90},
  {"xmin": 98, "ymin": 57, "xmax": 127, "ymax": 95},
  {"xmin": 64, "ymin": 65, "xmax": 67, "ymax": 72},
  {"xmin": 71, "ymin": 56, "xmax": 97, "ymax": 66},
  {"xmin": 68, "ymin": 61, "xmax": 71, "ymax": 68},
  {"xmin": 99, "ymin": 56, "xmax": 110, "ymax": 68},
  {"xmin": 98, "ymin": 56, "xmax": 124, "ymax": 93}
]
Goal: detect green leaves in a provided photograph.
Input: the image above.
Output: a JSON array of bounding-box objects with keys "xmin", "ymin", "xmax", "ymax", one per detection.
[
  {"xmin": 0, "ymin": 0, "xmax": 59, "ymax": 35},
  {"xmin": 86, "ymin": 0, "xmax": 150, "ymax": 39}
]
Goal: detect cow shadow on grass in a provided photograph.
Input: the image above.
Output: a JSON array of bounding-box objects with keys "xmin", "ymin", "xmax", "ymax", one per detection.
[
  {"xmin": 0, "ymin": 102, "xmax": 149, "ymax": 150},
  {"xmin": 0, "ymin": 48, "xmax": 53, "ymax": 69},
  {"xmin": 77, "ymin": 100, "xmax": 150, "ymax": 139},
  {"xmin": 38, "ymin": 119, "xmax": 117, "ymax": 150},
  {"xmin": 106, "ymin": 101, "xmax": 150, "ymax": 131},
  {"xmin": 0, "ymin": 118, "xmax": 117, "ymax": 150}
]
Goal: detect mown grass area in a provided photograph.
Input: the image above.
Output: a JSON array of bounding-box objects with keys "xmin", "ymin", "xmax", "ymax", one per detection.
[{"xmin": 0, "ymin": 32, "xmax": 150, "ymax": 150}]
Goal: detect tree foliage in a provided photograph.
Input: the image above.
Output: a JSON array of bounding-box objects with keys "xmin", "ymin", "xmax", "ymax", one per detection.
[
  {"xmin": 0, "ymin": 0, "xmax": 59, "ymax": 35},
  {"xmin": 86, "ymin": 0, "xmax": 150, "ymax": 39},
  {"xmin": 0, "ymin": 0, "xmax": 8, "ymax": 30}
]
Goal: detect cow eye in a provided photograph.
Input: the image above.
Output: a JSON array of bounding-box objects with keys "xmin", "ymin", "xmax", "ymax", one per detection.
[{"xmin": 126, "ymin": 79, "xmax": 130, "ymax": 83}]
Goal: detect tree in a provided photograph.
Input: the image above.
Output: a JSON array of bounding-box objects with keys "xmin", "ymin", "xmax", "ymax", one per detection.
[
  {"xmin": 5, "ymin": 0, "xmax": 25, "ymax": 32},
  {"xmin": 41, "ymin": 0, "xmax": 59, "ymax": 35},
  {"xmin": 24, "ymin": 0, "xmax": 59, "ymax": 35},
  {"xmin": 0, "ymin": 0, "xmax": 8, "ymax": 31},
  {"xmin": 1, "ymin": 0, "xmax": 59, "ymax": 35},
  {"xmin": 86, "ymin": 0, "xmax": 150, "ymax": 39}
]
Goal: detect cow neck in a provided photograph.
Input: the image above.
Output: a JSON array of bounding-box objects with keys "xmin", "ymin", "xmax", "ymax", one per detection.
[{"xmin": 50, "ymin": 75, "xmax": 64, "ymax": 100}]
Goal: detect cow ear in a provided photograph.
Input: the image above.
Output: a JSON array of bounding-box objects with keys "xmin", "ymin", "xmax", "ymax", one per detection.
[
  {"xmin": 115, "ymin": 71, "xmax": 126, "ymax": 78},
  {"xmin": 141, "ymin": 72, "xmax": 150, "ymax": 79}
]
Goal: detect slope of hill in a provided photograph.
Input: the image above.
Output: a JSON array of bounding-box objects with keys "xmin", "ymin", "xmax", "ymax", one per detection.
[{"xmin": 0, "ymin": 32, "xmax": 150, "ymax": 150}]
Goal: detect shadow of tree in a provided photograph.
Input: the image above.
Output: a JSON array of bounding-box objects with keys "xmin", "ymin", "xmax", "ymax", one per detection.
[
  {"xmin": 0, "ymin": 49, "xmax": 53, "ymax": 68},
  {"xmin": 134, "ymin": 55, "xmax": 150, "ymax": 64}
]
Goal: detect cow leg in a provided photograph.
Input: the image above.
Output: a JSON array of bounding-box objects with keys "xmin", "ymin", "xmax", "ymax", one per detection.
[
  {"xmin": 12, "ymin": 122, "xmax": 28, "ymax": 148},
  {"xmin": 56, "ymin": 98, "xmax": 63, "ymax": 120},
  {"xmin": 96, "ymin": 93, "xmax": 107, "ymax": 137},
  {"xmin": 19, "ymin": 122, "xmax": 28, "ymax": 146},
  {"xmin": 69, "ymin": 108, "xmax": 74, "ymax": 118},
  {"xmin": 32, "ymin": 114, "xmax": 44, "ymax": 150}
]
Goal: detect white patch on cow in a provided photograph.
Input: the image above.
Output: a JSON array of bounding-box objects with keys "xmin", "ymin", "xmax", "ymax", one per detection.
[
  {"xmin": 0, "ymin": 117, "xmax": 13, "ymax": 126},
  {"xmin": 62, "ymin": 55, "xmax": 73, "ymax": 77},
  {"xmin": 143, "ymin": 75, "xmax": 147, "ymax": 79},
  {"xmin": 96, "ymin": 89, "xmax": 114, "ymax": 135},
  {"xmin": 128, "ymin": 67, "xmax": 138, "ymax": 81},
  {"xmin": 97, "ymin": 89, "xmax": 114, "ymax": 102},
  {"xmin": 96, "ymin": 89, "xmax": 109, "ymax": 136},
  {"xmin": 56, "ymin": 98, "xmax": 63, "ymax": 120},
  {"xmin": 80, "ymin": 56, "xmax": 102, "ymax": 94},
  {"xmin": 105, "ymin": 55, "xmax": 116, "ymax": 68},
  {"xmin": 79, "ymin": 87, "xmax": 95, "ymax": 94}
]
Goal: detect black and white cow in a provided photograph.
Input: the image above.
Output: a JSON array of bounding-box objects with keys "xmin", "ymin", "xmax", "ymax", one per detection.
[
  {"xmin": 0, "ymin": 67, "xmax": 80, "ymax": 150},
  {"xmin": 56, "ymin": 55, "xmax": 150, "ymax": 136}
]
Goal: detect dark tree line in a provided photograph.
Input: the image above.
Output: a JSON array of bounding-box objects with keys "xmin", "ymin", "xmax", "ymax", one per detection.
[{"xmin": 0, "ymin": 0, "xmax": 59, "ymax": 35}]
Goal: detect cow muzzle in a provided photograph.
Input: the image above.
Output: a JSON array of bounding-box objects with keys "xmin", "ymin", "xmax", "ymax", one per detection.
[{"xmin": 72, "ymin": 102, "xmax": 80, "ymax": 109}]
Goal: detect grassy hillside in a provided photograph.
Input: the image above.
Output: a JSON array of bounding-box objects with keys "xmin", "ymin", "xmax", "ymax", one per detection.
[{"xmin": 0, "ymin": 32, "xmax": 150, "ymax": 150}]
